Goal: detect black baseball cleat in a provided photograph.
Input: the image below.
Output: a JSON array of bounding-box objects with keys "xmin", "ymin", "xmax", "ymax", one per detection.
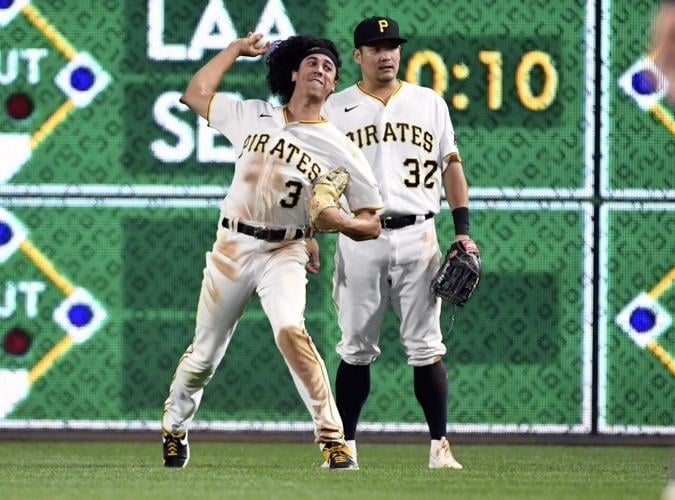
[
  {"xmin": 322, "ymin": 441, "xmax": 359, "ymax": 470},
  {"xmin": 162, "ymin": 429, "xmax": 190, "ymax": 468}
]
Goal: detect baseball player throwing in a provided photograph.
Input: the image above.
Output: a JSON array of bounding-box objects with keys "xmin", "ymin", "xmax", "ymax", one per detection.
[
  {"xmin": 161, "ymin": 33, "xmax": 383, "ymax": 470},
  {"xmin": 323, "ymin": 16, "xmax": 477, "ymax": 469}
]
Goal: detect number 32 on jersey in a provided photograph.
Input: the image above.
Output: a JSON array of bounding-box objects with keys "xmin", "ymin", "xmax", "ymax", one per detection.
[{"xmin": 403, "ymin": 159, "xmax": 438, "ymax": 188}]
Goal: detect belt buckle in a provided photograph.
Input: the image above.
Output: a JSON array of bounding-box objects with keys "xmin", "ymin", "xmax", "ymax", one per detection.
[{"xmin": 252, "ymin": 226, "xmax": 269, "ymax": 240}]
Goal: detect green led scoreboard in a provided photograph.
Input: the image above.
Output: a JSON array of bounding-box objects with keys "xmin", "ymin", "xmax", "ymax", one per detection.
[{"xmin": 0, "ymin": 0, "xmax": 673, "ymax": 435}]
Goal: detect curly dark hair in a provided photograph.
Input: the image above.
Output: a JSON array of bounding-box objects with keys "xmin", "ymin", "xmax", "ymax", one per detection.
[{"xmin": 265, "ymin": 35, "xmax": 341, "ymax": 104}]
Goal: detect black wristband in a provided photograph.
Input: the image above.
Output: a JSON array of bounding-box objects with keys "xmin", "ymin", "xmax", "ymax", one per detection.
[{"xmin": 452, "ymin": 207, "xmax": 470, "ymax": 236}]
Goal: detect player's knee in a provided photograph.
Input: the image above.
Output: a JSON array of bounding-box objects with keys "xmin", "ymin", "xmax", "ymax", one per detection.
[
  {"xmin": 178, "ymin": 359, "xmax": 216, "ymax": 388},
  {"xmin": 181, "ymin": 353, "xmax": 218, "ymax": 382},
  {"xmin": 184, "ymin": 367, "xmax": 215, "ymax": 387}
]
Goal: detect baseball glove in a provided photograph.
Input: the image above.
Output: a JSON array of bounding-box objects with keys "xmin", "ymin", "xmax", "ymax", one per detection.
[
  {"xmin": 309, "ymin": 167, "xmax": 350, "ymax": 230},
  {"xmin": 430, "ymin": 238, "xmax": 481, "ymax": 306}
]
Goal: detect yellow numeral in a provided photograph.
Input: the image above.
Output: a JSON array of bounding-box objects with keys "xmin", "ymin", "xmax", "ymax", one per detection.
[
  {"xmin": 515, "ymin": 51, "xmax": 558, "ymax": 110},
  {"xmin": 478, "ymin": 51, "xmax": 503, "ymax": 110}
]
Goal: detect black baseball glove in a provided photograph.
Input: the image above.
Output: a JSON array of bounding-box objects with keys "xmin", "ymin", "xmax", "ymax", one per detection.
[{"xmin": 430, "ymin": 238, "xmax": 481, "ymax": 306}]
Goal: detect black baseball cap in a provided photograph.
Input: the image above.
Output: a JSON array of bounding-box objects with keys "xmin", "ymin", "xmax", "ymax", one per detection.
[{"xmin": 353, "ymin": 17, "xmax": 407, "ymax": 48}]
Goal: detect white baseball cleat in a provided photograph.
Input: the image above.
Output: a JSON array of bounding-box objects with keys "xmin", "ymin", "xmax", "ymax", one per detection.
[{"xmin": 429, "ymin": 437, "xmax": 463, "ymax": 469}]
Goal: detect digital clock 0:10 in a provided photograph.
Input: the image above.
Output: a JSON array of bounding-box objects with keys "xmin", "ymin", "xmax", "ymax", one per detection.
[{"xmin": 404, "ymin": 50, "xmax": 558, "ymax": 111}]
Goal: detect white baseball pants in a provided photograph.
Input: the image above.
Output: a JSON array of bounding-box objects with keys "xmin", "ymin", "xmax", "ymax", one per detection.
[
  {"xmin": 333, "ymin": 218, "xmax": 446, "ymax": 367},
  {"xmin": 163, "ymin": 222, "xmax": 344, "ymax": 442}
]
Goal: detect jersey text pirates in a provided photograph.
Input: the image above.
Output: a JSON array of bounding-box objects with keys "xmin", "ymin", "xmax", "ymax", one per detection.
[{"xmin": 324, "ymin": 81, "xmax": 460, "ymax": 217}]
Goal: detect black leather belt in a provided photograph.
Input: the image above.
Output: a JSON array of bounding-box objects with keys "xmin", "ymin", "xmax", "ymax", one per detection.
[
  {"xmin": 380, "ymin": 212, "xmax": 434, "ymax": 230},
  {"xmin": 221, "ymin": 217, "xmax": 305, "ymax": 242}
]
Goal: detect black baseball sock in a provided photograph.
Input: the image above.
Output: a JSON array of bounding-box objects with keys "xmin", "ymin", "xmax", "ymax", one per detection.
[
  {"xmin": 414, "ymin": 360, "xmax": 448, "ymax": 440},
  {"xmin": 335, "ymin": 361, "xmax": 370, "ymax": 440}
]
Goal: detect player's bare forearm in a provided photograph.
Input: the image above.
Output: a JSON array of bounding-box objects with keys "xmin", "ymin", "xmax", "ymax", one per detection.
[
  {"xmin": 443, "ymin": 160, "xmax": 471, "ymax": 240},
  {"xmin": 317, "ymin": 208, "xmax": 380, "ymax": 241},
  {"xmin": 442, "ymin": 160, "xmax": 469, "ymax": 210},
  {"xmin": 180, "ymin": 34, "xmax": 268, "ymax": 119},
  {"xmin": 344, "ymin": 210, "xmax": 381, "ymax": 240}
]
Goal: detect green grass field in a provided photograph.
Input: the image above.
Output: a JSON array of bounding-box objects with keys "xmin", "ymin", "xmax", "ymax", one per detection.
[{"xmin": 1, "ymin": 441, "xmax": 672, "ymax": 500}]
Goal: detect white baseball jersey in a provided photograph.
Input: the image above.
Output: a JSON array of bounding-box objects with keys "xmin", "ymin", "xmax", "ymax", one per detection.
[
  {"xmin": 324, "ymin": 81, "xmax": 459, "ymax": 217},
  {"xmin": 325, "ymin": 80, "xmax": 462, "ymax": 366},
  {"xmin": 209, "ymin": 93, "xmax": 383, "ymax": 226}
]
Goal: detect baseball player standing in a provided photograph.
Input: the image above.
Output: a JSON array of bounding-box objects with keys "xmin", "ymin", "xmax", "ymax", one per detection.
[
  {"xmin": 161, "ymin": 33, "xmax": 383, "ymax": 470},
  {"xmin": 323, "ymin": 16, "xmax": 478, "ymax": 469}
]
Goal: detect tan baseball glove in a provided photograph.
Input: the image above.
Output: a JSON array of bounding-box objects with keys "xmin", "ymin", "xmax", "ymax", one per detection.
[{"xmin": 308, "ymin": 167, "xmax": 350, "ymax": 231}]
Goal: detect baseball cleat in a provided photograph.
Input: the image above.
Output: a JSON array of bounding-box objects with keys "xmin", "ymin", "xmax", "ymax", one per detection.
[
  {"xmin": 321, "ymin": 440, "xmax": 357, "ymax": 468},
  {"xmin": 322, "ymin": 441, "xmax": 359, "ymax": 470},
  {"xmin": 162, "ymin": 429, "xmax": 190, "ymax": 468},
  {"xmin": 429, "ymin": 437, "xmax": 463, "ymax": 469}
]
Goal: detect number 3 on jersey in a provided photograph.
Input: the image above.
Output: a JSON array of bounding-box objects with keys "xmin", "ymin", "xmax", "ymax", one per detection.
[
  {"xmin": 403, "ymin": 159, "xmax": 438, "ymax": 188},
  {"xmin": 281, "ymin": 180, "xmax": 303, "ymax": 207}
]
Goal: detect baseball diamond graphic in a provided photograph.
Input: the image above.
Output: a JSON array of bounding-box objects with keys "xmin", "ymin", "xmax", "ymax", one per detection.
[
  {"xmin": 615, "ymin": 268, "xmax": 675, "ymax": 375},
  {"xmin": 0, "ymin": 207, "xmax": 107, "ymax": 418},
  {"xmin": 599, "ymin": 203, "xmax": 675, "ymax": 434},
  {"xmin": 0, "ymin": 0, "xmax": 110, "ymax": 183}
]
